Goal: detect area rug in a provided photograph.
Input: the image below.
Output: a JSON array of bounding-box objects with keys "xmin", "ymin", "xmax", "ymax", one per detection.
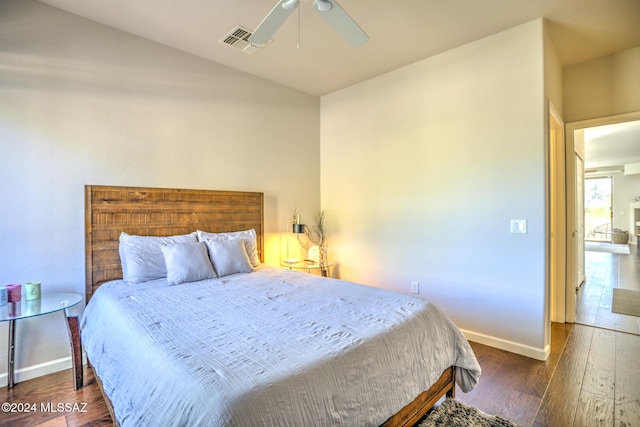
[
  {"xmin": 612, "ymin": 288, "xmax": 640, "ymax": 317},
  {"xmin": 419, "ymin": 398, "xmax": 521, "ymax": 427},
  {"xmin": 585, "ymin": 241, "xmax": 630, "ymax": 254}
]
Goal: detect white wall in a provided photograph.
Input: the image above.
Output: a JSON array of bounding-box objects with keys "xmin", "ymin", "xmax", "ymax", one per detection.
[
  {"xmin": 0, "ymin": 0, "xmax": 320, "ymax": 385},
  {"xmin": 544, "ymin": 22, "xmax": 564, "ymax": 116},
  {"xmin": 321, "ymin": 19, "xmax": 549, "ymax": 359},
  {"xmin": 564, "ymin": 47, "xmax": 640, "ymax": 123},
  {"xmin": 614, "ymin": 173, "xmax": 640, "ymax": 240}
]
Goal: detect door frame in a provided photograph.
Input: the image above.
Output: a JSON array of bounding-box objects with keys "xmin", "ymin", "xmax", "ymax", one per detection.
[
  {"xmin": 548, "ymin": 102, "xmax": 566, "ymax": 323},
  {"xmin": 566, "ymin": 124, "xmax": 586, "ymax": 323},
  {"xmin": 565, "ymin": 110, "xmax": 640, "ymax": 322}
]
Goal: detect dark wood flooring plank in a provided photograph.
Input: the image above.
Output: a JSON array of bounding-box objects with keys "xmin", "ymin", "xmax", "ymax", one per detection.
[
  {"xmin": 582, "ymin": 327, "xmax": 615, "ymax": 398},
  {"xmin": 615, "ymin": 331, "xmax": 640, "ymax": 426},
  {"xmin": 0, "ymin": 367, "xmax": 111, "ymax": 427},
  {"xmin": 485, "ymin": 354, "xmax": 538, "ymax": 416},
  {"xmin": 574, "ymin": 390, "xmax": 615, "ymax": 427},
  {"xmin": 615, "ymin": 331, "xmax": 640, "ymax": 400},
  {"xmin": 34, "ymin": 417, "xmax": 67, "ymax": 427},
  {"xmin": 455, "ymin": 342, "xmax": 508, "ymax": 408},
  {"xmin": 456, "ymin": 323, "xmax": 573, "ymax": 427},
  {"xmin": 534, "ymin": 324, "xmax": 593, "ymax": 427},
  {"xmin": 616, "ymin": 399, "xmax": 640, "ymax": 427},
  {"xmin": 459, "ymin": 348, "xmax": 540, "ymax": 420},
  {"xmin": 517, "ymin": 323, "xmax": 572, "ymax": 400},
  {"xmin": 500, "ymin": 389, "xmax": 541, "ymax": 427}
]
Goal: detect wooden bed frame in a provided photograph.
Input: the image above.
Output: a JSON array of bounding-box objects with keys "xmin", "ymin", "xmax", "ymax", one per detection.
[{"xmin": 84, "ymin": 185, "xmax": 454, "ymax": 427}]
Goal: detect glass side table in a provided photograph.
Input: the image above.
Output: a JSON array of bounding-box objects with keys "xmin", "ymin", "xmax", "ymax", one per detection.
[
  {"xmin": 281, "ymin": 260, "xmax": 334, "ymax": 277},
  {"xmin": 0, "ymin": 292, "xmax": 83, "ymax": 389}
]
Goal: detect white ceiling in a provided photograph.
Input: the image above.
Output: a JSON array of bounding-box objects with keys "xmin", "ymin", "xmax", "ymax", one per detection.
[
  {"xmin": 585, "ymin": 121, "xmax": 640, "ymax": 170},
  {"xmin": 34, "ymin": 0, "xmax": 640, "ymax": 168},
  {"xmin": 36, "ymin": 0, "xmax": 640, "ymax": 97}
]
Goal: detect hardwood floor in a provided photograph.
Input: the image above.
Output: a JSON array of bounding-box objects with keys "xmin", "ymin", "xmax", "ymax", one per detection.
[
  {"xmin": 578, "ymin": 243, "xmax": 640, "ymax": 334},
  {"xmin": 1, "ymin": 246, "xmax": 639, "ymax": 427},
  {"xmin": 458, "ymin": 324, "xmax": 640, "ymax": 426},
  {"xmin": 0, "ymin": 367, "xmax": 111, "ymax": 427}
]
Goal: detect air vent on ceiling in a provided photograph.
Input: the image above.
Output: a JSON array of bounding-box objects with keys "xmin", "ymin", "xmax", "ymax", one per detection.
[{"xmin": 220, "ymin": 26, "xmax": 270, "ymax": 54}]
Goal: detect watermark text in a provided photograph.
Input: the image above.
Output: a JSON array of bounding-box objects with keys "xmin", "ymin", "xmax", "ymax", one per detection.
[{"xmin": 1, "ymin": 402, "xmax": 88, "ymax": 413}]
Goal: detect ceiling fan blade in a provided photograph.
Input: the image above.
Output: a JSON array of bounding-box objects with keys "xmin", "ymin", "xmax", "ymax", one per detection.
[
  {"xmin": 314, "ymin": 0, "xmax": 369, "ymax": 48},
  {"xmin": 248, "ymin": 0, "xmax": 299, "ymax": 44}
]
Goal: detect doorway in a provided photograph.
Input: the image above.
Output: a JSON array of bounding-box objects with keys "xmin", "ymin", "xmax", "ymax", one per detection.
[
  {"xmin": 565, "ymin": 110, "xmax": 640, "ymax": 323},
  {"xmin": 585, "ymin": 176, "xmax": 613, "ymax": 242}
]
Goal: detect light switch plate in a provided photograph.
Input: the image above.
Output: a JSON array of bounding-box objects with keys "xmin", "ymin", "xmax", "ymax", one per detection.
[{"xmin": 510, "ymin": 219, "xmax": 527, "ymax": 234}]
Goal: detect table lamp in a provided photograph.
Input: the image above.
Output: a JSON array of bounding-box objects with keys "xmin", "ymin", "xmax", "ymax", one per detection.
[{"xmin": 284, "ymin": 213, "xmax": 305, "ymax": 264}]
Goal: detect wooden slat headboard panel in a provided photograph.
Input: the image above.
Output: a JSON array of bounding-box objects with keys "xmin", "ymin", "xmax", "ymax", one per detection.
[{"xmin": 85, "ymin": 185, "xmax": 264, "ymax": 301}]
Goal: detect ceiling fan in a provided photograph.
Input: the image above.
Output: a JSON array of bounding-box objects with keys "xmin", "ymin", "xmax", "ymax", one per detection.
[{"xmin": 248, "ymin": 0, "xmax": 369, "ymax": 48}]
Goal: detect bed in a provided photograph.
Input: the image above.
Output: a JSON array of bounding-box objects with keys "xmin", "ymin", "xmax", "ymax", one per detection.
[{"xmin": 82, "ymin": 185, "xmax": 481, "ymax": 426}]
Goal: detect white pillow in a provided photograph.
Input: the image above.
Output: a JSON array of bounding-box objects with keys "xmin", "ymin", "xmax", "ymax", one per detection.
[
  {"xmin": 161, "ymin": 242, "xmax": 217, "ymax": 285},
  {"xmin": 119, "ymin": 232, "xmax": 197, "ymax": 283},
  {"xmin": 197, "ymin": 229, "xmax": 260, "ymax": 267},
  {"xmin": 204, "ymin": 239, "xmax": 254, "ymax": 277}
]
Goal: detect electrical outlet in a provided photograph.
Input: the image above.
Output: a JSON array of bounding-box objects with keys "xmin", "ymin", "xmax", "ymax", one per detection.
[{"xmin": 411, "ymin": 281, "xmax": 419, "ymax": 294}]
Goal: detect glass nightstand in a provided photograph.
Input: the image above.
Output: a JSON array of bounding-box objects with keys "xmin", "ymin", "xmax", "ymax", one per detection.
[
  {"xmin": 0, "ymin": 292, "xmax": 83, "ymax": 389},
  {"xmin": 281, "ymin": 260, "xmax": 333, "ymax": 277}
]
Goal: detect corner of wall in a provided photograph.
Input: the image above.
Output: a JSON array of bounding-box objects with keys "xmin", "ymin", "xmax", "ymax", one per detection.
[{"xmin": 543, "ymin": 19, "xmax": 563, "ymax": 116}]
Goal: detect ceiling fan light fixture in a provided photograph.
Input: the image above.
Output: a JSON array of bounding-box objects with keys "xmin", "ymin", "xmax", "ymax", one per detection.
[
  {"xmin": 282, "ymin": 0, "xmax": 299, "ymax": 10},
  {"xmin": 314, "ymin": 0, "xmax": 332, "ymax": 12},
  {"xmin": 250, "ymin": 0, "xmax": 368, "ymax": 48}
]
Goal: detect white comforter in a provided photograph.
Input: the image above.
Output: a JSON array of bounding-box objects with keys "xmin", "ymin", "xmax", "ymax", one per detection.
[{"xmin": 81, "ymin": 267, "xmax": 480, "ymax": 426}]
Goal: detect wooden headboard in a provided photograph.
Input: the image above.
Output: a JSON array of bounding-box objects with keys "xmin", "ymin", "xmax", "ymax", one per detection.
[{"xmin": 85, "ymin": 185, "xmax": 264, "ymax": 301}]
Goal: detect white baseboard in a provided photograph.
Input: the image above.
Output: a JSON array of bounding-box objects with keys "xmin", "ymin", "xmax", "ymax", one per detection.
[
  {"xmin": 461, "ymin": 329, "xmax": 550, "ymax": 361},
  {"xmin": 0, "ymin": 357, "xmax": 73, "ymax": 387}
]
